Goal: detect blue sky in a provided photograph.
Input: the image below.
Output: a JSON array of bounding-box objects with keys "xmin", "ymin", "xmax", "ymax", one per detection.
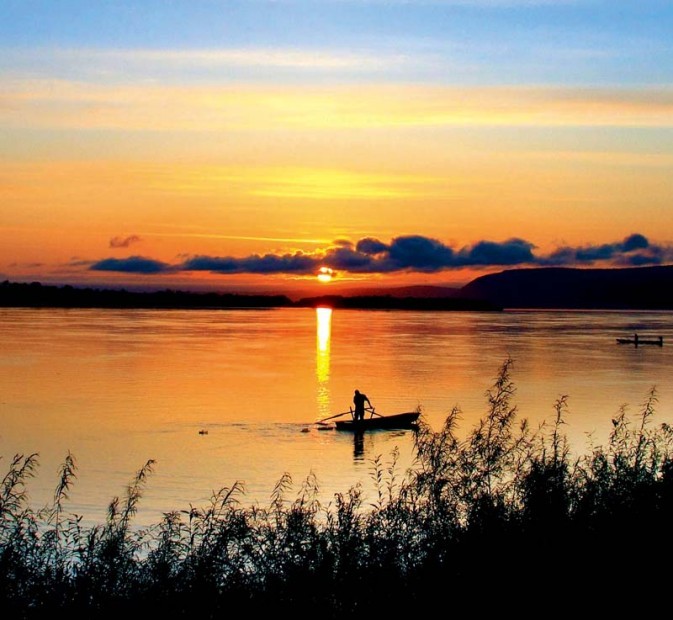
[{"xmin": 3, "ymin": 1, "xmax": 672, "ymax": 86}]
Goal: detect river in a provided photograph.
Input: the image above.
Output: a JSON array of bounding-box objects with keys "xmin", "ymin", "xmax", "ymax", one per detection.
[{"xmin": 1, "ymin": 306, "xmax": 671, "ymax": 526}]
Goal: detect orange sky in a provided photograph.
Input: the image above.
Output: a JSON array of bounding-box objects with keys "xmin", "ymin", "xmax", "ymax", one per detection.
[{"xmin": 2, "ymin": 3, "xmax": 673, "ymax": 294}]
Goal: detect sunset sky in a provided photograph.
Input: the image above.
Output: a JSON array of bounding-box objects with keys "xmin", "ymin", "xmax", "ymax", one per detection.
[{"xmin": 2, "ymin": 0, "xmax": 672, "ymax": 295}]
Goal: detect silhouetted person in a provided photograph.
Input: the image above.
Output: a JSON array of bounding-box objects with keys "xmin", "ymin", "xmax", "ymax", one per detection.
[{"xmin": 353, "ymin": 389, "xmax": 371, "ymax": 422}]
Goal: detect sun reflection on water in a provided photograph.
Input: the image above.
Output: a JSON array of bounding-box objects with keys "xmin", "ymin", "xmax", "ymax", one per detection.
[{"xmin": 316, "ymin": 307, "xmax": 332, "ymax": 419}]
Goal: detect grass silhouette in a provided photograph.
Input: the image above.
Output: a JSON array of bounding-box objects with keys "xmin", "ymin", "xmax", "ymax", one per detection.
[{"xmin": 2, "ymin": 357, "xmax": 673, "ymax": 618}]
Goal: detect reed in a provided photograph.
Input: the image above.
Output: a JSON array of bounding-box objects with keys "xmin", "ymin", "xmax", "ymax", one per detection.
[{"xmin": 3, "ymin": 358, "xmax": 673, "ymax": 617}]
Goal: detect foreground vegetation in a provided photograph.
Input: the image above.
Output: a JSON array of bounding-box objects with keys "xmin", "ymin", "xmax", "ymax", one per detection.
[{"xmin": 3, "ymin": 358, "xmax": 673, "ymax": 617}]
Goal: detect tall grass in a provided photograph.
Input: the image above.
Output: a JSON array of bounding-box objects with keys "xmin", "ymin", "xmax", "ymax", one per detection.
[{"xmin": 3, "ymin": 357, "xmax": 673, "ymax": 617}]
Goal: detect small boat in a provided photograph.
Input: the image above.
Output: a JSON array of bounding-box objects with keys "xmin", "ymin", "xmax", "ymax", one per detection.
[
  {"xmin": 616, "ymin": 334, "xmax": 663, "ymax": 346},
  {"xmin": 335, "ymin": 411, "xmax": 421, "ymax": 431}
]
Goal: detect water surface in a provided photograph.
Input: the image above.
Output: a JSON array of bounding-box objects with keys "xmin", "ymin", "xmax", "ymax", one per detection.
[{"xmin": 1, "ymin": 307, "xmax": 672, "ymax": 526}]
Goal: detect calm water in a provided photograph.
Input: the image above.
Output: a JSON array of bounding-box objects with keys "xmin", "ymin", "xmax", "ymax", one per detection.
[{"xmin": 2, "ymin": 307, "xmax": 672, "ymax": 527}]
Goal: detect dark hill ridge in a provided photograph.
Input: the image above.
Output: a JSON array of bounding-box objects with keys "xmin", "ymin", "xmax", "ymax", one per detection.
[{"xmin": 458, "ymin": 265, "xmax": 673, "ymax": 309}]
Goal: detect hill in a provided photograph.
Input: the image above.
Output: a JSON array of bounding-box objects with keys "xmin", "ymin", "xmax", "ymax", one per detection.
[{"xmin": 458, "ymin": 265, "xmax": 673, "ymax": 309}]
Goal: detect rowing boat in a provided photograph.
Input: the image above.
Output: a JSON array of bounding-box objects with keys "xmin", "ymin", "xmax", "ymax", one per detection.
[
  {"xmin": 335, "ymin": 411, "xmax": 420, "ymax": 431},
  {"xmin": 616, "ymin": 335, "xmax": 664, "ymax": 346}
]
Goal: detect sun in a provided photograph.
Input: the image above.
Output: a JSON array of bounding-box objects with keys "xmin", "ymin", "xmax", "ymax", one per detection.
[{"xmin": 317, "ymin": 266, "xmax": 333, "ymax": 283}]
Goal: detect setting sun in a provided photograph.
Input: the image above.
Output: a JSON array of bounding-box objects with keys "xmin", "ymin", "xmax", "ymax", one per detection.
[{"xmin": 317, "ymin": 267, "xmax": 333, "ymax": 283}]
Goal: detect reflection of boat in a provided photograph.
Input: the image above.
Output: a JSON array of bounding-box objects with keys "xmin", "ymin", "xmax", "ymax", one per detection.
[{"xmin": 335, "ymin": 411, "xmax": 421, "ymax": 431}]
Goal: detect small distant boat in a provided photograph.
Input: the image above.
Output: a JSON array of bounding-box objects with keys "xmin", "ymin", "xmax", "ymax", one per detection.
[
  {"xmin": 616, "ymin": 334, "xmax": 664, "ymax": 346},
  {"xmin": 335, "ymin": 411, "xmax": 421, "ymax": 431}
]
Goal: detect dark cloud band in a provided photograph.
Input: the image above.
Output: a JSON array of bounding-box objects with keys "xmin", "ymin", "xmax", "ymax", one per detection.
[
  {"xmin": 89, "ymin": 233, "xmax": 672, "ymax": 277},
  {"xmin": 91, "ymin": 256, "xmax": 172, "ymax": 274}
]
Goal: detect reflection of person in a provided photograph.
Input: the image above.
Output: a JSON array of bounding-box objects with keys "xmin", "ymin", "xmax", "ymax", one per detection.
[
  {"xmin": 353, "ymin": 431, "xmax": 365, "ymax": 459},
  {"xmin": 353, "ymin": 389, "xmax": 371, "ymax": 421}
]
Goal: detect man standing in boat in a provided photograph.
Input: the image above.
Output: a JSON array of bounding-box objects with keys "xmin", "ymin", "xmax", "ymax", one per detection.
[{"xmin": 353, "ymin": 389, "xmax": 372, "ymax": 422}]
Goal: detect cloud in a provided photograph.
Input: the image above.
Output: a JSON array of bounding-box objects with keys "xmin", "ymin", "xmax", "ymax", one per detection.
[
  {"xmin": 75, "ymin": 47, "xmax": 400, "ymax": 71},
  {"xmin": 326, "ymin": 235, "xmax": 532, "ymax": 272},
  {"xmin": 323, "ymin": 245, "xmax": 378, "ymax": 272},
  {"xmin": 621, "ymin": 233, "xmax": 649, "ymax": 252},
  {"xmin": 386, "ymin": 235, "xmax": 455, "ymax": 271},
  {"xmin": 109, "ymin": 235, "xmax": 141, "ymax": 249},
  {"xmin": 90, "ymin": 256, "xmax": 172, "ymax": 274},
  {"xmin": 4, "ymin": 80, "xmax": 673, "ymax": 132},
  {"xmin": 182, "ymin": 252, "xmax": 320, "ymax": 274},
  {"xmin": 9, "ymin": 262, "xmax": 45, "ymax": 268},
  {"xmin": 541, "ymin": 233, "xmax": 662, "ymax": 266},
  {"xmin": 86, "ymin": 233, "xmax": 673, "ymax": 278},
  {"xmin": 455, "ymin": 238, "xmax": 536, "ymax": 266},
  {"xmin": 356, "ymin": 237, "xmax": 389, "ymax": 255}
]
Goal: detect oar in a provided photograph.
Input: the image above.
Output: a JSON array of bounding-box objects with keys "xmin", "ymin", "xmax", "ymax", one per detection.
[
  {"xmin": 365, "ymin": 406, "xmax": 382, "ymax": 418},
  {"xmin": 317, "ymin": 410, "xmax": 352, "ymax": 424},
  {"xmin": 301, "ymin": 409, "xmax": 352, "ymax": 432}
]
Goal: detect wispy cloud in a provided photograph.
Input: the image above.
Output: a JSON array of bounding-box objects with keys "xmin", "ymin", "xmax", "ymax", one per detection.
[
  {"xmin": 249, "ymin": 168, "xmax": 429, "ymax": 199},
  {"xmin": 22, "ymin": 47, "xmax": 402, "ymax": 70},
  {"xmin": 0, "ymin": 46, "xmax": 413, "ymax": 84},
  {"xmin": 109, "ymin": 235, "xmax": 141, "ymax": 249},
  {"xmin": 3, "ymin": 80, "xmax": 672, "ymax": 131},
  {"xmin": 142, "ymin": 232, "xmax": 331, "ymax": 245}
]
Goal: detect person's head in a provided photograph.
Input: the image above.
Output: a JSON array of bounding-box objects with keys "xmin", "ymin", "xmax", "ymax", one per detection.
[{"xmin": 354, "ymin": 389, "xmax": 360, "ymax": 395}]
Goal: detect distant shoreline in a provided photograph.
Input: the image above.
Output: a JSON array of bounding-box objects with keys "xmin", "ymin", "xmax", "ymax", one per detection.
[
  {"xmin": 0, "ymin": 280, "xmax": 502, "ymax": 312},
  {"xmin": 7, "ymin": 263, "xmax": 673, "ymax": 310}
]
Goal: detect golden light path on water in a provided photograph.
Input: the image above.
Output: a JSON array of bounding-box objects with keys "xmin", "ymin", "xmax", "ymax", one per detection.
[{"xmin": 316, "ymin": 307, "xmax": 332, "ymax": 420}]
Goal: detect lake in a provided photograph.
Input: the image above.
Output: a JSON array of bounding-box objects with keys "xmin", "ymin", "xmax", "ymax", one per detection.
[{"xmin": 1, "ymin": 306, "xmax": 672, "ymax": 527}]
